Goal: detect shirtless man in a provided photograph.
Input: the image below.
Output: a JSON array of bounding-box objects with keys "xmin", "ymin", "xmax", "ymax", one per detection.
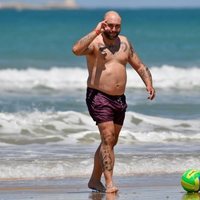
[{"xmin": 72, "ymin": 11, "xmax": 155, "ymax": 193}]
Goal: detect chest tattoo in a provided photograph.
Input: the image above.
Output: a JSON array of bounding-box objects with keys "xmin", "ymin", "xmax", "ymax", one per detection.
[{"xmin": 98, "ymin": 41, "xmax": 128, "ymax": 55}]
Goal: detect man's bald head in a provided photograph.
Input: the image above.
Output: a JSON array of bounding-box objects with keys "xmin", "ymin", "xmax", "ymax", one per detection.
[
  {"xmin": 104, "ymin": 11, "xmax": 121, "ymax": 23},
  {"xmin": 102, "ymin": 11, "xmax": 121, "ymax": 40}
]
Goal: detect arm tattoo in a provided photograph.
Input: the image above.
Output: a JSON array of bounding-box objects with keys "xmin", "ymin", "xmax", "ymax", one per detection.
[
  {"xmin": 139, "ymin": 66, "xmax": 153, "ymax": 85},
  {"xmin": 74, "ymin": 32, "xmax": 96, "ymax": 54},
  {"xmin": 78, "ymin": 34, "xmax": 93, "ymax": 46}
]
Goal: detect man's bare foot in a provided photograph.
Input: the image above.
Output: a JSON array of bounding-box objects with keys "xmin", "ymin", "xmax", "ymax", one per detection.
[
  {"xmin": 88, "ymin": 179, "xmax": 106, "ymax": 192},
  {"xmin": 106, "ymin": 183, "xmax": 118, "ymax": 193}
]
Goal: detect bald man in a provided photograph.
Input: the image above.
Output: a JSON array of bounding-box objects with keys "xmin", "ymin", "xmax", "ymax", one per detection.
[{"xmin": 72, "ymin": 10, "xmax": 155, "ymax": 193}]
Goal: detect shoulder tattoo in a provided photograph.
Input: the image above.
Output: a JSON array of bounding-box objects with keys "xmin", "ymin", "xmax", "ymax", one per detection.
[
  {"xmin": 121, "ymin": 42, "xmax": 128, "ymax": 52},
  {"xmin": 128, "ymin": 41, "xmax": 135, "ymax": 57}
]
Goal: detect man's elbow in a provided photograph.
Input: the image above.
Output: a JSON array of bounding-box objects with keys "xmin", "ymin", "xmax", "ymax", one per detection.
[
  {"xmin": 72, "ymin": 46, "xmax": 78, "ymax": 55},
  {"xmin": 72, "ymin": 45, "xmax": 82, "ymax": 56}
]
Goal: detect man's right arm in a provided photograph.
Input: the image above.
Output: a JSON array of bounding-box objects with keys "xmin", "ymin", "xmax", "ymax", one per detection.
[
  {"xmin": 72, "ymin": 20, "xmax": 106, "ymax": 56},
  {"xmin": 72, "ymin": 31, "xmax": 98, "ymax": 56}
]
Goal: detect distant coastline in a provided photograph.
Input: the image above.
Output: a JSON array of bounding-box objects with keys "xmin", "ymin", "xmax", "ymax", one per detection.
[
  {"xmin": 0, "ymin": 3, "xmax": 199, "ymax": 10},
  {"xmin": 0, "ymin": 2, "xmax": 80, "ymax": 10}
]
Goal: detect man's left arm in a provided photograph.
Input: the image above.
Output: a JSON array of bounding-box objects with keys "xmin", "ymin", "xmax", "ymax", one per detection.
[{"xmin": 128, "ymin": 41, "xmax": 155, "ymax": 100}]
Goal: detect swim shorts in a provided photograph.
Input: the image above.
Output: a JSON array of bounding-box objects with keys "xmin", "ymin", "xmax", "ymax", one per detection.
[{"xmin": 86, "ymin": 87, "xmax": 127, "ymax": 125}]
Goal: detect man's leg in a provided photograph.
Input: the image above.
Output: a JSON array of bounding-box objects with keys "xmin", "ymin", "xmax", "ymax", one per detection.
[
  {"xmin": 100, "ymin": 122, "xmax": 122, "ymax": 192},
  {"xmin": 99, "ymin": 121, "xmax": 122, "ymax": 192},
  {"xmin": 88, "ymin": 144, "xmax": 106, "ymax": 192},
  {"xmin": 88, "ymin": 121, "xmax": 122, "ymax": 192}
]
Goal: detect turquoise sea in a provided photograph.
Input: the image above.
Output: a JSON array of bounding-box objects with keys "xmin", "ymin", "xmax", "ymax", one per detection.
[{"xmin": 0, "ymin": 9, "xmax": 199, "ymax": 179}]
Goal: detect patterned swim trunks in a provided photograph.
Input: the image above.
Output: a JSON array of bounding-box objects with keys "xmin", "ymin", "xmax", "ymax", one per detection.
[{"xmin": 86, "ymin": 87, "xmax": 127, "ymax": 125}]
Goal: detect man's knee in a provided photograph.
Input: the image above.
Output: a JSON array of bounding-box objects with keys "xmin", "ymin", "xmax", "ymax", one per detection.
[
  {"xmin": 105, "ymin": 135, "xmax": 115, "ymax": 147},
  {"xmin": 113, "ymin": 137, "xmax": 119, "ymax": 146},
  {"xmin": 98, "ymin": 122, "xmax": 119, "ymax": 147},
  {"xmin": 101, "ymin": 130, "xmax": 115, "ymax": 147}
]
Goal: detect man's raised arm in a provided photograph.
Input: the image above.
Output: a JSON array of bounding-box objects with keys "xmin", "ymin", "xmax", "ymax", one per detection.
[{"xmin": 72, "ymin": 20, "xmax": 106, "ymax": 56}]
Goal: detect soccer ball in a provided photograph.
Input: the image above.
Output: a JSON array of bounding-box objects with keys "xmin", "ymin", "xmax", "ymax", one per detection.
[{"xmin": 181, "ymin": 169, "xmax": 200, "ymax": 192}]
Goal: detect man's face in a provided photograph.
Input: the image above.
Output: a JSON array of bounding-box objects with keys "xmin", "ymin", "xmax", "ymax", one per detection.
[
  {"xmin": 103, "ymin": 15, "xmax": 121, "ymax": 40},
  {"xmin": 103, "ymin": 22, "xmax": 121, "ymax": 40}
]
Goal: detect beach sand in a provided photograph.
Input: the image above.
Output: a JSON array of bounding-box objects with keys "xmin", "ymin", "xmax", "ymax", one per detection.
[{"xmin": 0, "ymin": 174, "xmax": 196, "ymax": 200}]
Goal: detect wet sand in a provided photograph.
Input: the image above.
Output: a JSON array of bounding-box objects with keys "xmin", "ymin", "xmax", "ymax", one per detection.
[{"xmin": 0, "ymin": 174, "xmax": 198, "ymax": 200}]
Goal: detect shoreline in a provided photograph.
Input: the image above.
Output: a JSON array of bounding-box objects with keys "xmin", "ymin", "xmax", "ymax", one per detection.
[{"xmin": 0, "ymin": 174, "xmax": 192, "ymax": 200}]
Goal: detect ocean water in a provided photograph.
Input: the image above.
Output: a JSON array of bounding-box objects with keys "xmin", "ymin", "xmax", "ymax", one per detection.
[{"xmin": 0, "ymin": 8, "xmax": 200, "ymax": 179}]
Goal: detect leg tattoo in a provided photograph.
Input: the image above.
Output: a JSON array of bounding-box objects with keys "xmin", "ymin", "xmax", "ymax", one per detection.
[{"xmin": 102, "ymin": 145, "xmax": 113, "ymax": 171}]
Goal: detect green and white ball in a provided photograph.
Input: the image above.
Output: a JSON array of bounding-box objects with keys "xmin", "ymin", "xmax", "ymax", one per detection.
[{"xmin": 181, "ymin": 169, "xmax": 200, "ymax": 192}]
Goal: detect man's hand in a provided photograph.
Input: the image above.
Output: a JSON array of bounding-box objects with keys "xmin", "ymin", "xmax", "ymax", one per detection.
[
  {"xmin": 146, "ymin": 86, "xmax": 156, "ymax": 100},
  {"xmin": 95, "ymin": 20, "xmax": 107, "ymax": 34}
]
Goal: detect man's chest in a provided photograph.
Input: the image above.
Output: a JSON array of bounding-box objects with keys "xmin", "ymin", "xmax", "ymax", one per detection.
[{"xmin": 96, "ymin": 42, "xmax": 129, "ymax": 63}]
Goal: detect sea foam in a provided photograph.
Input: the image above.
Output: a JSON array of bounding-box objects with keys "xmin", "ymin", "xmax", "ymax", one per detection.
[
  {"xmin": 0, "ymin": 65, "xmax": 199, "ymax": 92},
  {"xmin": 0, "ymin": 151, "xmax": 200, "ymax": 179},
  {"xmin": 0, "ymin": 111, "xmax": 199, "ymax": 145}
]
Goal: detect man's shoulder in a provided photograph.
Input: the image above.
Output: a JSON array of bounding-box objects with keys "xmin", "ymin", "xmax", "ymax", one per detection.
[
  {"xmin": 119, "ymin": 35, "xmax": 129, "ymax": 42},
  {"xmin": 119, "ymin": 35, "xmax": 130, "ymax": 47}
]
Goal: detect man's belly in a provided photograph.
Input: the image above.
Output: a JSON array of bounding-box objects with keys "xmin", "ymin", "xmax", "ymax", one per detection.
[{"xmin": 87, "ymin": 74, "xmax": 127, "ymax": 95}]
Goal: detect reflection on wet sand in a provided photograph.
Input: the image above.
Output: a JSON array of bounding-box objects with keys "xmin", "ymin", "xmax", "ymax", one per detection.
[
  {"xmin": 182, "ymin": 193, "xmax": 200, "ymax": 200},
  {"xmin": 89, "ymin": 191, "xmax": 118, "ymax": 200}
]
